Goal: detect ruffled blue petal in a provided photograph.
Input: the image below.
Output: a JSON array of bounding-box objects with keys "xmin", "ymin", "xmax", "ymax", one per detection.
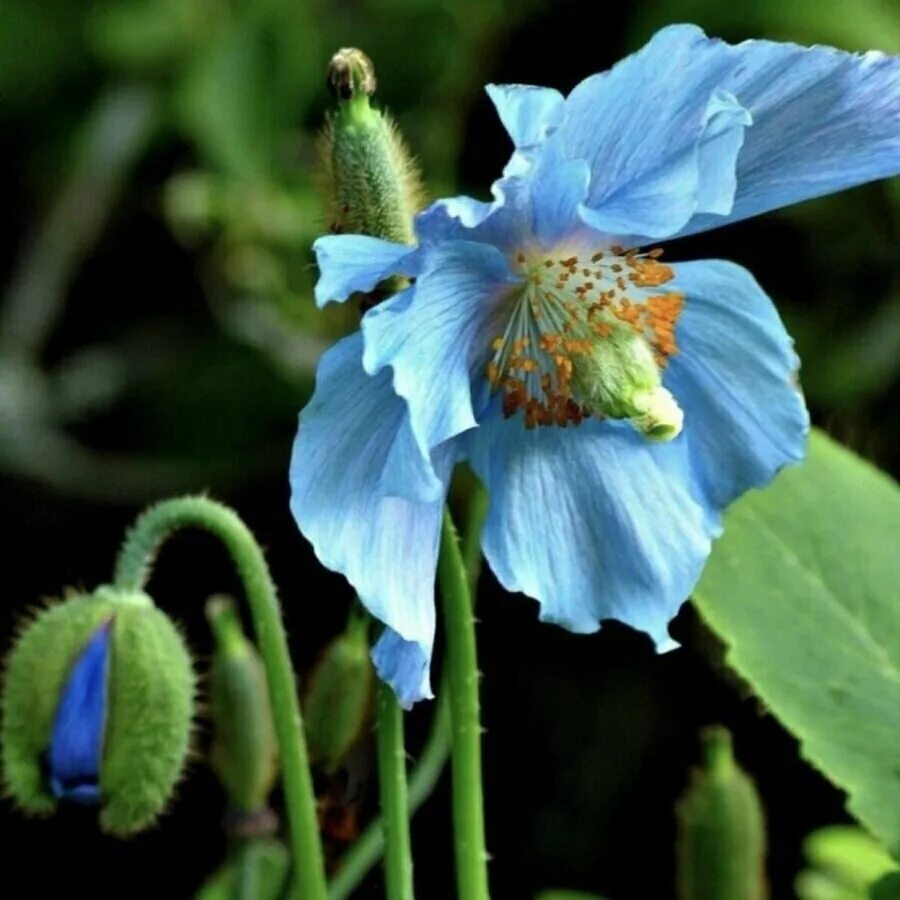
[
  {"xmin": 49, "ymin": 621, "xmax": 111, "ymax": 804},
  {"xmin": 465, "ymin": 411, "xmax": 719, "ymax": 649},
  {"xmin": 678, "ymin": 38, "xmax": 900, "ymax": 236},
  {"xmin": 485, "ymin": 83, "xmax": 565, "ymax": 174},
  {"xmin": 362, "ymin": 241, "xmax": 519, "ymax": 456},
  {"xmin": 553, "ymin": 25, "xmax": 750, "ymax": 239},
  {"xmin": 372, "ymin": 630, "xmax": 431, "ymax": 710},
  {"xmin": 290, "ymin": 334, "xmax": 456, "ymax": 705},
  {"xmin": 665, "ymin": 259, "xmax": 809, "ymax": 508},
  {"xmin": 415, "ymin": 194, "xmax": 496, "ymax": 244},
  {"xmin": 416, "ymin": 176, "xmax": 537, "ymax": 254},
  {"xmin": 312, "ymin": 235, "xmax": 418, "ymax": 308}
]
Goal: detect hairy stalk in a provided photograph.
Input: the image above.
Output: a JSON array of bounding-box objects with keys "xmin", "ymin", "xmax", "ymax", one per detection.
[{"xmin": 113, "ymin": 496, "xmax": 327, "ymax": 900}]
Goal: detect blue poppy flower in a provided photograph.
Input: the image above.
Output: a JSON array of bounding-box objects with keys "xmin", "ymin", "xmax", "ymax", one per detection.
[
  {"xmin": 48, "ymin": 621, "xmax": 111, "ymax": 804},
  {"xmin": 291, "ymin": 25, "xmax": 900, "ymax": 707}
]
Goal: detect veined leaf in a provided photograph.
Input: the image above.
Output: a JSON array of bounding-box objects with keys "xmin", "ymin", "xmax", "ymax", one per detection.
[{"xmin": 694, "ymin": 429, "xmax": 900, "ymax": 857}]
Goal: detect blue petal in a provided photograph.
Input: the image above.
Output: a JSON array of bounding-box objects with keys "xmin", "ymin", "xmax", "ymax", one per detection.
[
  {"xmin": 665, "ymin": 259, "xmax": 810, "ymax": 508},
  {"xmin": 362, "ymin": 240, "xmax": 519, "ymax": 456},
  {"xmin": 485, "ymin": 83, "xmax": 565, "ymax": 174},
  {"xmin": 678, "ymin": 39, "xmax": 900, "ymax": 236},
  {"xmin": 312, "ymin": 235, "xmax": 418, "ymax": 308},
  {"xmin": 529, "ymin": 138, "xmax": 591, "ymax": 247},
  {"xmin": 553, "ymin": 25, "xmax": 750, "ymax": 239},
  {"xmin": 416, "ymin": 176, "xmax": 535, "ymax": 254},
  {"xmin": 372, "ymin": 630, "xmax": 431, "ymax": 710},
  {"xmin": 416, "ymin": 194, "xmax": 495, "ymax": 244},
  {"xmin": 465, "ymin": 411, "xmax": 719, "ymax": 649},
  {"xmin": 49, "ymin": 621, "xmax": 111, "ymax": 804},
  {"xmin": 290, "ymin": 334, "xmax": 456, "ymax": 705}
]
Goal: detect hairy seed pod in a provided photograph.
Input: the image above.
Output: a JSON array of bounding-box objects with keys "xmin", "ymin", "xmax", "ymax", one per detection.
[
  {"xmin": 318, "ymin": 48, "xmax": 423, "ymax": 251},
  {"xmin": 206, "ymin": 596, "xmax": 278, "ymax": 814},
  {"xmin": 303, "ymin": 611, "xmax": 373, "ymax": 773},
  {"xmin": 2, "ymin": 586, "xmax": 195, "ymax": 836},
  {"xmin": 676, "ymin": 726, "xmax": 768, "ymax": 900}
]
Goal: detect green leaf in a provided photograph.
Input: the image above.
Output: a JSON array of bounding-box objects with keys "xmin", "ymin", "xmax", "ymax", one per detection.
[{"xmin": 693, "ymin": 429, "xmax": 900, "ymax": 857}]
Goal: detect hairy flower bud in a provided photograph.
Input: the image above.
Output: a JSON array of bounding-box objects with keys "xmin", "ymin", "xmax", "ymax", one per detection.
[
  {"xmin": 319, "ymin": 48, "xmax": 423, "ymax": 249},
  {"xmin": 676, "ymin": 726, "xmax": 768, "ymax": 900},
  {"xmin": 2, "ymin": 587, "xmax": 195, "ymax": 836},
  {"xmin": 206, "ymin": 596, "xmax": 277, "ymax": 815},
  {"xmin": 303, "ymin": 610, "xmax": 373, "ymax": 774}
]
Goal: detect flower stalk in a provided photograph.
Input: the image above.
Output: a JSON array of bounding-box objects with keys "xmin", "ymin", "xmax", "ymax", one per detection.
[
  {"xmin": 439, "ymin": 507, "xmax": 491, "ymax": 900},
  {"xmin": 376, "ymin": 680, "xmax": 416, "ymax": 900},
  {"xmin": 113, "ymin": 496, "xmax": 327, "ymax": 900}
]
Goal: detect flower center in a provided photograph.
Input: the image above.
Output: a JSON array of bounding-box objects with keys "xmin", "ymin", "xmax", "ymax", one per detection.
[{"xmin": 486, "ymin": 245, "xmax": 685, "ymax": 435}]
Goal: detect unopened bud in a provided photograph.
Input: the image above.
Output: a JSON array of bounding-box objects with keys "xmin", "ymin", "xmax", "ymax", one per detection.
[
  {"xmin": 206, "ymin": 596, "xmax": 278, "ymax": 814},
  {"xmin": 319, "ymin": 48, "xmax": 423, "ymax": 247},
  {"xmin": 676, "ymin": 726, "xmax": 768, "ymax": 900},
  {"xmin": 2, "ymin": 587, "xmax": 195, "ymax": 836},
  {"xmin": 303, "ymin": 609, "xmax": 373, "ymax": 773}
]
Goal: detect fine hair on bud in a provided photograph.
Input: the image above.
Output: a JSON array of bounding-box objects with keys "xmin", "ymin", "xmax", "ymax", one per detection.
[
  {"xmin": 317, "ymin": 47, "xmax": 425, "ymax": 247},
  {"xmin": 1, "ymin": 588, "xmax": 196, "ymax": 836}
]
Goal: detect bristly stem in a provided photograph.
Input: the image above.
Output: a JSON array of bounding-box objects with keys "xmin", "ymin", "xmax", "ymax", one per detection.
[
  {"xmin": 439, "ymin": 506, "xmax": 490, "ymax": 900},
  {"xmin": 376, "ymin": 681, "xmax": 415, "ymax": 900},
  {"xmin": 112, "ymin": 495, "xmax": 328, "ymax": 900},
  {"xmin": 327, "ymin": 481, "xmax": 488, "ymax": 900}
]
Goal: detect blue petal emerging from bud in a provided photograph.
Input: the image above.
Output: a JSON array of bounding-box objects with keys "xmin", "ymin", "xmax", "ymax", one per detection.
[{"xmin": 48, "ymin": 621, "xmax": 111, "ymax": 804}]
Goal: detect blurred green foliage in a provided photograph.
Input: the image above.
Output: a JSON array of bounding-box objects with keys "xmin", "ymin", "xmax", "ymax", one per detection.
[{"xmin": 795, "ymin": 826, "xmax": 899, "ymax": 900}]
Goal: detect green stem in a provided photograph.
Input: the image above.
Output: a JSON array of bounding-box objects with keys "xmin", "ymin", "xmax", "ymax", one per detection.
[
  {"xmin": 234, "ymin": 840, "xmax": 263, "ymax": 900},
  {"xmin": 112, "ymin": 496, "xmax": 327, "ymax": 900},
  {"xmin": 439, "ymin": 507, "xmax": 490, "ymax": 900},
  {"xmin": 376, "ymin": 681, "xmax": 415, "ymax": 900},
  {"xmin": 328, "ymin": 483, "xmax": 487, "ymax": 900}
]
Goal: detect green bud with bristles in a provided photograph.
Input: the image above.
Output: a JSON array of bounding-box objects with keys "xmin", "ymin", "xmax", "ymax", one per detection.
[
  {"xmin": 319, "ymin": 47, "xmax": 423, "ymax": 249},
  {"xmin": 303, "ymin": 607, "xmax": 373, "ymax": 774},
  {"xmin": 676, "ymin": 726, "xmax": 769, "ymax": 900},
  {"xmin": 206, "ymin": 596, "xmax": 278, "ymax": 815},
  {"xmin": 2, "ymin": 586, "xmax": 195, "ymax": 836},
  {"xmin": 571, "ymin": 323, "xmax": 683, "ymax": 441}
]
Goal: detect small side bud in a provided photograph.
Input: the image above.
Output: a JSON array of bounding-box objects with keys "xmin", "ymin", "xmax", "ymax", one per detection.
[
  {"xmin": 206, "ymin": 596, "xmax": 278, "ymax": 816},
  {"xmin": 303, "ymin": 609, "xmax": 373, "ymax": 774},
  {"xmin": 318, "ymin": 47, "xmax": 423, "ymax": 248},
  {"xmin": 676, "ymin": 726, "xmax": 768, "ymax": 900},
  {"xmin": 2, "ymin": 587, "xmax": 195, "ymax": 836}
]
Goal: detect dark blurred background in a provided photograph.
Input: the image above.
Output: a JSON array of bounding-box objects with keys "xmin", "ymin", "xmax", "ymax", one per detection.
[{"xmin": 1, "ymin": 0, "xmax": 898, "ymax": 897}]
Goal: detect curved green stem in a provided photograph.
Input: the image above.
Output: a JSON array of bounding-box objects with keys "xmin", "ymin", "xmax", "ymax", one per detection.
[
  {"xmin": 113, "ymin": 496, "xmax": 327, "ymax": 900},
  {"xmin": 376, "ymin": 682, "xmax": 415, "ymax": 900},
  {"xmin": 439, "ymin": 506, "xmax": 490, "ymax": 900}
]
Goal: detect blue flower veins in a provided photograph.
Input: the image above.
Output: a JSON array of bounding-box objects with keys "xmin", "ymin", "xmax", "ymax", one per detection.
[{"xmin": 291, "ymin": 25, "xmax": 900, "ymax": 706}]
